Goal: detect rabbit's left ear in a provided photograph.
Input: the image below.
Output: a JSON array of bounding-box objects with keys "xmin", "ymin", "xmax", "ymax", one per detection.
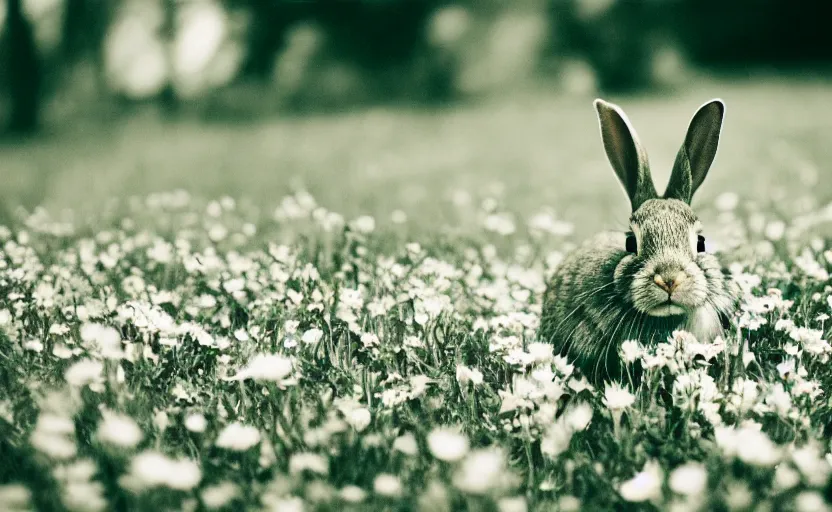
[{"xmin": 664, "ymin": 99, "xmax": 725, "ymax": 203}]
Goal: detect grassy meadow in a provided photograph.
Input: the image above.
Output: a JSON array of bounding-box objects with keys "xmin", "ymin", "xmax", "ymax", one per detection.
[{"xmin": 1, "ymin": 78, "xmax": 832, "ymax": 511}]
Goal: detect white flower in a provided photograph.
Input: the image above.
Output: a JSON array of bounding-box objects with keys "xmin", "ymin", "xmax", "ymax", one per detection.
[
  {"xmin": 97, "ymin": 411, "xmax": 143, "ymax": 448},
  {"xmin": 619, "ymin": 460, "xmax": 662, "ymax": 503},
  {"xmin": 777, "ymin": 358, "xmax": 796, "ymax": 379},
  {"xmin": 340, "ymin": 485, "xmax": 367, "ymax": 503},
  {"xmin": 153, "ymin": 410, "xmax": 169, "ymax": 432},
  {"xmin": 497, "ymin": 496, "xmax": 527, "ymax": 512},
  {"xmin": 725, "ymin": 482, "xmax": 752, "ymax": 510},
  {"xmin": 603, "ymin": 382, "xmax": 635, "ymax": 411},
  {"xmin": 409, "ymin": 375, "xmax": 434, "ymax": 398},
  {"xmin": 224, "ymin": 354, "xmax": 294, "ymax": 384},
  {"xmin": 553, "ymin": 356, "xmax": 575, "ymax": 377},
  {"xmin": 795, "ymin": 491, "xmax": 831, "ymax": 512},
  {"xmin": 201, "ymin": 482, "xmax": 239, "ymax": 510},
  {"xmin": 184, "ymin": 413, "xmax": 207, "ymax": 433},
  {"xmin": 34, "ymin": 414, "xmax": 75, "ymax": 435},
  {"xmin": 208, "ymin": 224, "xmax": 228, "ymax": 242},
  {"xmin": 540, "ymin": 421, "xmax": 574, "ymax": 460},
  {"xmin": 671, "ymin": 370, "xmax": 721, "ymax": 425},
  {"xmin": 52, "ymin": 344, "xmax": 73, "ymax": 359},
  {"xmin": 301, "ymin": 328, "xmax": 324, "ymax": 345},
  {"xmin": 360, "ymin": 333, "xmax": 380, "ymax": 348},
  {"xmin": 206, "ymin": 201, "xmax": 222, "ymax": 217},
  {"xmin": 198, "ymin": 294, "xmax": 217, "ymax": 309},
  {"xmin": 353, "ymin": 216, "xmax": 376, "ymax": 234},
  {"xmin": 774, "ymin": 464, "xmax": 800, "ymax": 491},
  {"xmin": 428, "ymin": 427, "xmax": 469, "ymax": 462},
  {"xmin": 455, "ymin": 365, "xmax": 483, "ymax": 387},
  {"xmin": 428, "ymin": 5, "xmax": 470, "ymax": 46},
  {"xmin": 0, "ymin": 484, "xmax": 31, "ymax": 510},
  {"xmin": 62, "ymin": 481, "xmax": 107, "ymax": 512},
  {"xmin": 620, "ymin": 340, "xmax": 642, "ymax": 363},
  {"xmin": 764, "ymin": 221, "xmax": 785, "ymax": 241},
  {"xmin": 289, "ymin": 453, "xmax": 328, "ymax": 475},
  {"xmin": 765, "ymin": 382, "xmax": 793, "ymax": 416},
  {"xmin": 266, "ymin": 497, "xmax": 304, "ymax": 512},
  {"xmin": 714, "ymin": 426, "xmax": 739, "ymax": 456},
  {"xmin": 393, "ymin": 433, "xmax": 419, "ymax": 456},
  {"xmin": 530, "ymin": 365, "xmax": 555, "ymax": 384},
  {"xmin": 527, "ymin": 210, "xmax": 574, "ymax": 236},
  {"xmin": 223, "ymin": 278, "xmax": 245, "ymax": 294},
  {"xmin": 30, "ymin": 432, "xmax": 77, "ymax": 460},
  {"xmin": 64, "ymin": 359, "xmax": 104, "ymax": 388},
  {"xmin": 452, "ymin": 189, "xmax": 471, "ymax": 206},
  {"xmin": 30, "ymin": 414, "xmax": 77, "ymax": 460},
  {"xmin": 33, "ymin": 282, "xmax": 56, "ymax": 308},
  {"xmin": 215, "ymin": 423, "xmax": 261, "ymax": 451},
  {"xmin": 391, "ymin": 210, "xmax": 407, "ymax": 224},
  {"xmin": 373, "ymin": 474, "xmax": 402, "ymax": 497},
  {"xmin": 527, "ymin": 342, "xmax": 554, "ymax": 363},
  {"xmin": 557, "ymin": 496, "xmax": 581, "ymax": 512},
  {"xmin": 347, "ymin": 408, "xmax": 371, "ymax": 432},
  {"xmin": 791, "ymin": 443, "xmax": 831, "ymax": 487},
  {"xmin": 284, "ymin": 320, "xmax": 299, "ymax": 335},
  {"xmin": 453, "ymin": 448, "xmax": 510, "ymax": 495},
  {"xmin": 775, "ymin": 318, "xmax": 796, "ymax": 332},
  {"xmin": 80, "ymin": 323, "xmax": 123, "ymax": 359},
  {"xmin": 715, "ymin": 192, "xmax": 739, "ymax": 211},
  {"xmin": 564, "ymin": 402, "xmax": 593, "ymax": 431},
  {"xmin": 483, "ymin": 213, "xmax": 516, "ymax": 236},
  {"xmin": 719, "ymin": 425, "xmax": 781, "ymax": 467},
  {"xmin": 669, "ymin": 462, "xmax": 707, "ymax": 496},
  {"xmin": 58, "ymin": 459, "xmax": 97, "ymax": 482},
  {"xmin": 23, "ymin": 339, "xmax": 43, "ymax": 352},
  {"xmin": 789, "ymin": 327, "xmax": 830, "ymax": 355},
  {"xmin": 123, "ymin": 451, "xmax": 201, "ymax": 491}
]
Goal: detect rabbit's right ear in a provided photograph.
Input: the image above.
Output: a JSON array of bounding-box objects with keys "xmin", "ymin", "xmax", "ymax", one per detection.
[{"xmin": 594, "ymin": 99, "xmax": 658, "ymax": 211}]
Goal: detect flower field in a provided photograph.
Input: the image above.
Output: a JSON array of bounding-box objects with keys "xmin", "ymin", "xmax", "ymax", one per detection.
[{"xmin": 1, "ymin": 182, "xmax": 832, "ymax": 512}]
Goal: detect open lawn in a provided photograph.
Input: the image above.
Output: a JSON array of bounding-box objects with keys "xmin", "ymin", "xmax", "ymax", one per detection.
[
  {"xmin": 1, "ymin": 77, "xmax": 832, "ymax": 511},
  {"xmin": 3, "ymin": 77, "xmax": 832, "ymax": 235}
]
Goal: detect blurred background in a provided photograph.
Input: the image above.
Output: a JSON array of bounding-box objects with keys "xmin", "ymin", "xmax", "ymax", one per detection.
[{"xmin": 1, "ymin": 0, "xmax": 831, "ymax": 234}]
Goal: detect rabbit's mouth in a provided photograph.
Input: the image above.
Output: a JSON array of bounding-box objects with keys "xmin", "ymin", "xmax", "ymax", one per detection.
[{"xmin": 647, "ymin": 301, "xmax": 687, "ymax": 317}]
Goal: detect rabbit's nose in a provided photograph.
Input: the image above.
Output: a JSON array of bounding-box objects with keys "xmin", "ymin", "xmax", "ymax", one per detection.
[{"xmin": 654, "ymin": 272, "xmax": 687, "ymax": 294}]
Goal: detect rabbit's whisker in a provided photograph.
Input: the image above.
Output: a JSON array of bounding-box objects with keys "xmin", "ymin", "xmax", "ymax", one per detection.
[
  {"xmin": 562, "ymin": 299, "xmax": 618, "ymax": 366},
  {"xmin": 540, "ymin": 281, "xmax": 617, "ymax": 326},
  {"xmin": 597, "ymin": 309, "xmax": 633, "ymax": 382}
]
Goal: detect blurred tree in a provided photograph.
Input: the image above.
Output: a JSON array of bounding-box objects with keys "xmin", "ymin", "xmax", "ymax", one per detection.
[
  {"xmin": 548, "ymin": 0, "xmax": 659, "ymax": 93},
  {"xmin": 217, "ymin": 0, "xmax": 455, "ymax": 113},
  {"xmin": 59, "ymin": 0, "xmax": 114, "ymax": 121},
  {"xmin": 61, "ymin": 0, "xmax": 111, "ymax": 65},
  {"xmin": 159, "ymin": 0, "xmax": 180, "ymax": 114},
  {"xmin": 676, "ymin": 0, "xmax": 831, "ymax": 67},
  {"xmin": 314, "ymin": 0, "xmax": 452, "ymax": 104},
  {"xmin": 235, "ymin": 0, "xmax": 304, "ymax": 81},
  {"xmin": 3, "ymin": 0, "xmax": 42, "ymax": 134},
  {"xmin": 3, "ymin": 0, "xmax": 827, "ymax": 128},
  {"xmin": 62, "ymin": 0, "xmax": 88, "ymax": 61},
  {"xmin": 449, "ymin": 1, "xmax": 549, "ymax": 97}
]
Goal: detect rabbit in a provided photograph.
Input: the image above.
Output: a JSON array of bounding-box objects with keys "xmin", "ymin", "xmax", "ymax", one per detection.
[{"xmin": 539, "ymin": 98, "xmax": 739, "ymax": 384}]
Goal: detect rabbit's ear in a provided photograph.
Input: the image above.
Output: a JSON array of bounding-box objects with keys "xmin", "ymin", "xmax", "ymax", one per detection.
[
  {"xmin": 665, "ymin": 99, "xmax": 725, "ymax": 203},
  {"xmin": 594, "ymin": 99, "xmax": 657, "ymax": 211}
]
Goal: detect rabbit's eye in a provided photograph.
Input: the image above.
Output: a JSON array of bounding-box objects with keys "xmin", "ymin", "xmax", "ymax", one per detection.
[
  {"xmin": 625, "ymin": 234, "xmax": 637, "ymax": 254},
  {"xmin": 697, "ymin": 235, "xmax": 706, "ymax": 253}
]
